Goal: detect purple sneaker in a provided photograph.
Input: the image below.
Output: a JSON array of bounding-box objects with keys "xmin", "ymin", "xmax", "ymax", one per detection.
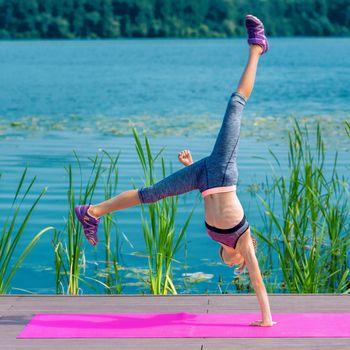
[
  {"xmin": 74, "ymin": 204, "xmax": 100, "ymax": 246},
  {"xmin": 245, "ymin": 14, "xmax": 269, "ymax": 54}
]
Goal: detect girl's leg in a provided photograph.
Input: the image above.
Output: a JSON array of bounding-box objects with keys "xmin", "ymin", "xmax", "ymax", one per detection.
[
  {"xmin": 88, "ymin": 157, "xmax": 207, "ymax": 218},
  {"xmin": 206, "ymin": 44, "xmax": 262, "ymax": 186},
  {"xmin": 79, "ymin": 154, "xmax": 206, "ymax": 246},
  {"xmin": 236, "ymin": 44, "xmax": 263, "ymax": 100},
  {"xmin": 88, "ymin": 189, "xmax": 140, "ymax": 218}
]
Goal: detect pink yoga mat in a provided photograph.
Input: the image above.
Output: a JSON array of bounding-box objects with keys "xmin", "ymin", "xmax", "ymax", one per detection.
[{"xmin": 17, "ymin": 312, "xmax": 350, "ymax": 338}]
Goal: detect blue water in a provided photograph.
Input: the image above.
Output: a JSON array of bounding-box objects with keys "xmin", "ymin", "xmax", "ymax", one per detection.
[
  {"xmin": 1, "ymin": 38, "xmax": 350, "ymax": 132},
  {"xmin": 0, "ymin": 38, "xmax": 349, "ymax": 294}
]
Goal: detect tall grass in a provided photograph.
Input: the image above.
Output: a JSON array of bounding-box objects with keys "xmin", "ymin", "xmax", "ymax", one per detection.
[
  {"xmin": 0, "ymin": 168, "xmax": 53, "ymax": 294},
  {"xmin": 253, "ymin": 120, "xmax": 350, "ymax": 293},
  {"xmin": 100, "ymin": 150, "xmax": 123, "ymax": 294},
  {"xmin": 132, "ymin": 127, "xmax": 197, "ymax": 294},
  {"xmin": 345, "ymin": 121, "xmax": 350, "ymax": 138},
  {"xmin": 52, "ymin": 150, "xmax": 123, "ymax": 294}
]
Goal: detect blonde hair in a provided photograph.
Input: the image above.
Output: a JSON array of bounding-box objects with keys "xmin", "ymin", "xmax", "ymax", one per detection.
[{"xmin": 234, "ymin": 234, "xmax": 257, "ymax": 275}]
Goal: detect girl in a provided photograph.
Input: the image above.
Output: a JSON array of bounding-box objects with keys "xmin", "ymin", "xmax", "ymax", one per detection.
[{"xmin": 75, "ymin": 15, "xmax": 276, "ymax": 327}]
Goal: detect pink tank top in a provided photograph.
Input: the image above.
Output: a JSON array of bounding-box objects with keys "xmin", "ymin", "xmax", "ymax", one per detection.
[{"xmin": 201, "ymin": 185, "xmax": 237, "ymax": 198}]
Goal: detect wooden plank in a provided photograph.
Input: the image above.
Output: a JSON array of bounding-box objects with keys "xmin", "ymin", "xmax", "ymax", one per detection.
[
  {"xmin": 3, "ymin": 334, "xmax": 202, "ymax": 350},
  {"xmin": 5, "ymin": 305, "xmax": 207, "ymax": 314},
  {"xmin": 208, "ymin": 294, "xmax": 350, "ymax": 312},
  {"xmin": 202, "ymin": 338, "xmax": 350, "ymax": 350},
  {"xmin": 11, "ymin": 295, "xmax": 209, "ymax": 305},
  {"xmin": 0, "ymin": 296, "xmax": 17, "ymax": 311},
  {"xmin": 7, "ymin": 295, "xmax": 209, "ymax": 313}
]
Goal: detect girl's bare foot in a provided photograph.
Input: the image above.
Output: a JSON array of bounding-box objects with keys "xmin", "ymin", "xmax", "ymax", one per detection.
[{"xmin": 178, "ymin": 149, "xmax": 193, "ymax": 166}]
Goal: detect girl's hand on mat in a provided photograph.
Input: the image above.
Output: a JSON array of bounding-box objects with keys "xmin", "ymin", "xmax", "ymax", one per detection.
[{"xmin": 250, "ymin": 320, "xmax": 277, "ymax": 327}]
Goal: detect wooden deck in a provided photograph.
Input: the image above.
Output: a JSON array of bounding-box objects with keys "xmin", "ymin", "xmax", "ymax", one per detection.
[{"xmin": 0, "ymin": 294, "xmax": 349, "ymax": 349}]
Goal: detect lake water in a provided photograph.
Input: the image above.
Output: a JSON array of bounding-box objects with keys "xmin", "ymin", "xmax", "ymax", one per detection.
[{"xmin": 0, "ymin": 38, "xmax": 349, "ymax": 294}]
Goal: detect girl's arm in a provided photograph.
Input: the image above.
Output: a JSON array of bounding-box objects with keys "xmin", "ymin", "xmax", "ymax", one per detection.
[{"xmin": 238, "ymin": 230, "xmax": 276, "ymax": 326}]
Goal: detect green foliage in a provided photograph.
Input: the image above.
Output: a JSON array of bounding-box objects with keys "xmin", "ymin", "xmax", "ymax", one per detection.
[
  {"xmin": 345, "ymin": 121, "xmax": 350, "ymax": 138},
  {"xmin": 101, "ymin": 150, "xmax": 123, "ymax": 294},
  {"xmin": 132, "ymin": 127, "xmax": 197, "ymax": 294},
  {"xmin": 253, "ymin": 119, "xmax": 350, "ymax": 293},
  {"xmin": 52, "ymin": 149, "xmax": 123, "ymax": 295},
  {"xmin": 0, "ymin": 168, "xmax": 54, "ymax": 294},
  {"xmin": 0, "ymin": 0, "xmax": 349, "ymax": 39}
]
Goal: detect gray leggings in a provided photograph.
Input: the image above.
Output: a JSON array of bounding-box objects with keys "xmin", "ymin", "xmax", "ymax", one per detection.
[{"xmin": 137, "ymin": 91, "xmax": 247, "ymax": 204}]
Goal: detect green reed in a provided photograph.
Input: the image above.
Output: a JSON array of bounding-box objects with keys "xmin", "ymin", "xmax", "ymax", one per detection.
[
  {"xmin": 0, "ymin": 168, "xmax": 53, "ymax": 294},
  {"xmin": 100, "ymin": 150, "xmax": 123, "ymax": 294},
  {"xmin": 53, "ymin": 150, "xmax": 123, "ymax": 294},
  {"xmin": 132, "ymin": 127, "xmax": 197, "ymax": 294},
  {"xmin": 253, "ymin": 119, "xmax": 350, "ymax": 293}
]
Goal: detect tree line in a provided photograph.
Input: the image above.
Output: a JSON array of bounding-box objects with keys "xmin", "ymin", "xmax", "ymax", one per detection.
[{"xmin": 0, "ymin": 0, "xmax": 349, "ymax": 39}]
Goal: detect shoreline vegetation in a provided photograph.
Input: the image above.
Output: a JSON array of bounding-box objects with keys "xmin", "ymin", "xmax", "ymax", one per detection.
[
  {"xmin": 1, "ymin": 1, "xmax": 350, "ymax": 39},
  {"xmin": 1, "ymin": 119, "xmax": 349, "ymax": 295},
  {"xmin": 2, "ymin": 114, "xmax": 350, "ymax": 151}
]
